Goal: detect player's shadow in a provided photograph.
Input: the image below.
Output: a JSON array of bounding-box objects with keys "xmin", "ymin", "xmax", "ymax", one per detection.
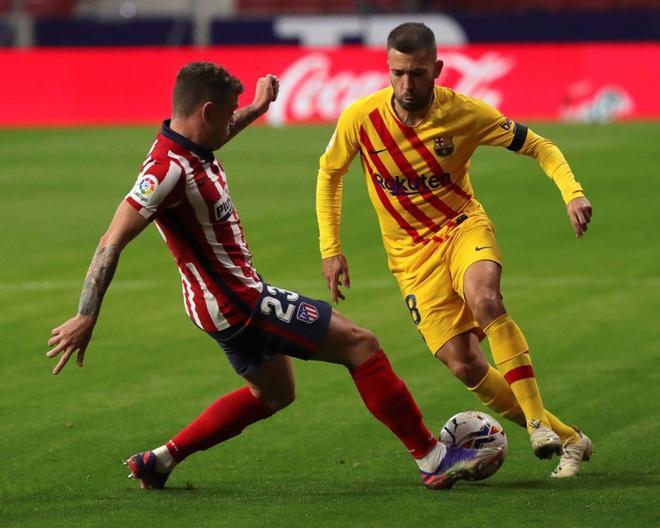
[
  {"xmin": 137, "ymin": 477, "xmax": 419, "ymax": 497},
  {"xmin": 127, "ymin": 472, "xmax": 659, "ymax": 495},
  {"xmin": 481, "ymin": 472, "xmax": 658, "ymax": 491}
]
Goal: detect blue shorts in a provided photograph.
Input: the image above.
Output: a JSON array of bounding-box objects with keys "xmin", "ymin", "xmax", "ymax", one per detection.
[{"xmin": 209, "ymin": 284, "xmax": 333, "ymax": 376}]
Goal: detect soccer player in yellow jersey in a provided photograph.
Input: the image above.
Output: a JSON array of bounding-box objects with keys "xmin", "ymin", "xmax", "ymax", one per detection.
[{"xmin": 316, "ymin": 22, "xmax": 594, "ymax": 478}]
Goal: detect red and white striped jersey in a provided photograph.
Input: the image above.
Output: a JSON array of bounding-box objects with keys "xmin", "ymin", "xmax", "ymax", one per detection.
[{"xmin": 125, "ymin": 120, "xmax": 263, "ymax": 332}]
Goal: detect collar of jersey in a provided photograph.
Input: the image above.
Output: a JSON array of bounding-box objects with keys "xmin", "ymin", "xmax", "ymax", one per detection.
[{"xmin": 161, "ymin": 119, "xmax": 214, "ymax": 162}]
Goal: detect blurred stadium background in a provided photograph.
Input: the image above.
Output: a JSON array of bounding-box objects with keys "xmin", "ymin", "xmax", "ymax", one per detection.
[
  {"xmin": 0, "ymin": 0, "xmax": 658, "ymax": 125},
  {"xmin": 2, "ymin": 2, "xmax": 659, "ymax": 528}
]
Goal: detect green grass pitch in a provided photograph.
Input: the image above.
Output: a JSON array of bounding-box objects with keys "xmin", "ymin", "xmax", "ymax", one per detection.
[{"xmin": 1, "ymin": 122, "xmax": 658, "ymax": 528}]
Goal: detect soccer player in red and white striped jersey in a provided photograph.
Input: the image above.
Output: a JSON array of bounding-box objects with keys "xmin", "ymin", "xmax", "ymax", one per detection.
[
  {"xmin": 125, "ymin": 116, "xmax": 263, "ymax": 333},
  {"xmin": 46, "ymin": 62, "xmax": 502, "ymax": 491}
]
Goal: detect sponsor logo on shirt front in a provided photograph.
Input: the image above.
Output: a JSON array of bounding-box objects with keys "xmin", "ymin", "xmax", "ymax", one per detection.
[
  {"xmin": 372, "ymin": 173, "xmax": 451, "ymax": 196},
  {"xmin": 214, "ymin": 194, "xmax": 235, "ymax": 222}
]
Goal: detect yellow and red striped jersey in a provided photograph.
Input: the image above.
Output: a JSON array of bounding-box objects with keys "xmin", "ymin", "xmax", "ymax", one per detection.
[{"xmin": 317, "ymin": 85, "xmax": 584, "ymax": 271}]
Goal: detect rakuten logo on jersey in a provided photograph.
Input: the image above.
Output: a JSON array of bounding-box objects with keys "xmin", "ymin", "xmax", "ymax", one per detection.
[
  {"xmin": 267, "ymin": 51, "xmax": 513, "ymax": 125},
  {"xmin": 374, "ymin": 173, "xmax": 451, "ymax": 196}
]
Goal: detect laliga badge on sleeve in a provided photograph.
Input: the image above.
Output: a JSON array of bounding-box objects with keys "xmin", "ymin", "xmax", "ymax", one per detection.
[{"xmin": 132, "ymin": 174, "xmax": 159, "ymax": 205}]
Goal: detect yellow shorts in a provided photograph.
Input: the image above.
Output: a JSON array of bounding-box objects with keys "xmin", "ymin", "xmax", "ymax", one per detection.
[{"xmin": 395, "ymin": 211, "xmax": 502, "ymax": 354}]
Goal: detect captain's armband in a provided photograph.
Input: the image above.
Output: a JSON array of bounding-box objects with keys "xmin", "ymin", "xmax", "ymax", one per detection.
[{"xmin": 506, "ymin": 123, "xmax": 529, "ymax": 152}]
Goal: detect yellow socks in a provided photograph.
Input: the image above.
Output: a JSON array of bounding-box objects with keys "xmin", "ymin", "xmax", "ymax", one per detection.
[
  {"xmin": 545, "ymin": 411, "xmax": 580, "ymax": 443},
  {"xmin": 469, "ymin": 365, "xmax": 579, "ymax": 442},
  {"xmin": 468, "ymin": 366, "xmax": 526, "ymax": 427},
  {"xmin": 484, "ymin": 314, "xmax": 548, "ymax": 432}
]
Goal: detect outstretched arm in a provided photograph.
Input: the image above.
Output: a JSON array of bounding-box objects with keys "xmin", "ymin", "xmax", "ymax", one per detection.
[
  {"xmin": 222, "ymin": 74, "xmax": 280, "ymax": 146},
  {"xmin": 46, "ymin": 202, "xmax": 150, "ymax": 375}
]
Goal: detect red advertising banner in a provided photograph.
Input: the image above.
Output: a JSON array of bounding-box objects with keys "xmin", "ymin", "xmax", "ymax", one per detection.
[{"xmin": 0, "ymin": 44, "xmax": 657, "ymax": 126}]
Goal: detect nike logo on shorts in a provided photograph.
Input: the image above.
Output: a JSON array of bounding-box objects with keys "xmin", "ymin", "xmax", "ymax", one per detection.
[{"xmin": 475, "ymin": 246, "xmax": 493, "ymax": 251}]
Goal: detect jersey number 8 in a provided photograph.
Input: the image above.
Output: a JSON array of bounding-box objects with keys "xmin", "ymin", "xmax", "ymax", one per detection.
[{"xmin": 405, "ymin": 294, "xmax": 422, "ymax": 325}]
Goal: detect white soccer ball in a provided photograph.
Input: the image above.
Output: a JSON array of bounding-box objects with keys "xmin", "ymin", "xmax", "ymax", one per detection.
[{"xmin": 439, "ymin": 410, "xmax": 508, "ymax": 480}]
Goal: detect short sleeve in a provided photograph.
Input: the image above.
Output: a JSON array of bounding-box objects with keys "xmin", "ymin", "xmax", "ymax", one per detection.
[{"xmin": 125, "ymin": 159, "xmax": 183, "ymax": 219}]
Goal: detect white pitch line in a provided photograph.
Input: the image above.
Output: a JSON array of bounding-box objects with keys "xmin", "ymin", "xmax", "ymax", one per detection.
[
  {"xmin": 290, "ymin": 276, "xmax": 660, "ymax": 290},
  {"xmin": 0, "ymin": 276, "xmax": 658, "ymax": 293},
  {"xmin": 0, "ymin": 280, "xmax": 163, "ymax": 292}
]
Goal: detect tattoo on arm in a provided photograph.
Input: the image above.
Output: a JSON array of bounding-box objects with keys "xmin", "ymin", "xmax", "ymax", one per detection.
[
  {"xmin": 78, "ymin": 244, "xmax": 120, "ymax": 316},
  {"xmin": 225, "ymin": 106, "xmax": 262, "ymax": 144}
]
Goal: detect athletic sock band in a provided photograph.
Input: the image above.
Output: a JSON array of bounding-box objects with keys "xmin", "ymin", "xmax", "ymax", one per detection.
[
  {"xmin": 485, "ymin": 314, "xmax": 547, "ymax": 429},
  {"xmin": 469, "ymin": 366, "xmax": 526, "ymax": 427}
]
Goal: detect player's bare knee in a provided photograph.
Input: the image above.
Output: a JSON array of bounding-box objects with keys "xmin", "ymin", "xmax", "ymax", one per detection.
[
  {"xmin": 263, "ymin": 390, "xmax": 296, "ymax": 412},
  {"xmin": 339, "ymin": 325, "xmax": 381, "ymax": 368},
  {"xmin": 249, "ymin": 386, "xmax": 295, "ymax": 412},
  {"xmin": 438, "ymin": 342, "xmax": 488, "ymax": 386},
  {"xmin": 470, "ymin": 290, "xmax": 505, "ymax": 326},
  {"xmin": 452, "ymin": 361, "xmax": 488, "ymax": 387},
  {"xmin": 316, "ymin": 313, "xmax": 381, "ymax": 367},
  {"xmin": 352, "ymin": 327, "xmax": 381, "ymax": 356},
  {"xmin": 274, "ymin": 388, "xmax": 296, "ymax": 411}
]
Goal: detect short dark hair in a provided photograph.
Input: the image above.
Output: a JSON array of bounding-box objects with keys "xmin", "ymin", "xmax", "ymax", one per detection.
[
  {"xmin": 173, "ymin": 62, "xmax": 244, "ymax": 117},
  {"xmin": 387, "ymin": 22, "xmax": 436, "ymax": 54}
]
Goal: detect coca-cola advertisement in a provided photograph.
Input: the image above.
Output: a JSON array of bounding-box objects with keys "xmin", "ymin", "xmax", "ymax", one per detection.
[{"xmin": 0, "ymin": 44, "xmax": 657, "ymax": 126}]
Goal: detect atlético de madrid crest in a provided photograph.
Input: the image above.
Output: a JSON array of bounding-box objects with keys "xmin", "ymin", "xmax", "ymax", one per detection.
[{"xmin": 434, "ymin": 136, "xmax": 454, "ymax": 157}]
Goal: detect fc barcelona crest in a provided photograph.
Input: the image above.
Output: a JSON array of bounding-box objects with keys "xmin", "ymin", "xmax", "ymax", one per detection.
[{"xmin": 434, "ymin": 136, "xmax": 454, "ymax": 157}]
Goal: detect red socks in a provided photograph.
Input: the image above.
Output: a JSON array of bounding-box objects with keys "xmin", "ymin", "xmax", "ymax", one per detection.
[
  {"xmin": 351, "ymin": 350, "xmax": 436, "ymax": 458},
  {"xmin": 165, "ymin": 351, "xmax": 435, "ymax": 463},
  {"xmin": 166, "ymin": 386, "xmax": 273, "ymax": 462}
]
